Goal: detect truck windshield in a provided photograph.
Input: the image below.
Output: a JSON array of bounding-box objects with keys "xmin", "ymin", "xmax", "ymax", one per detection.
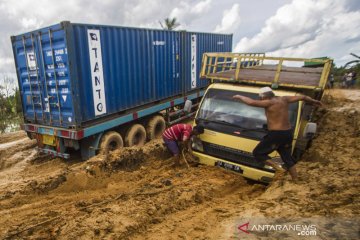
[{"xmin": 197, "ymin": 88, "xmax": 298, "ymax": 139}]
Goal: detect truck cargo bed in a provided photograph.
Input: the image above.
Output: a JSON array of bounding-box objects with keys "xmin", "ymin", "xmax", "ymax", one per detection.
[
  {"xmin": 206, "ymin": 64, "xmax": 324, "ymax": 87},
  {"xmin": 200, "ymin": 53, "xmax": 333, "ymax": 91}
]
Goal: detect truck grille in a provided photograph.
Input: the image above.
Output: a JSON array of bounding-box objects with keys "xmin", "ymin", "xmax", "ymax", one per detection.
[{"xmin": 203, "ymin": 142, "xmax": 274, "ymax": 172}]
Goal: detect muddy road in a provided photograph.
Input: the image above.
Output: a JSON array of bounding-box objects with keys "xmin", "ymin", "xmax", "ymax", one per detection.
[{"xmin": 0, "ymin": 89, "xmax": 359, "ymax": 239}]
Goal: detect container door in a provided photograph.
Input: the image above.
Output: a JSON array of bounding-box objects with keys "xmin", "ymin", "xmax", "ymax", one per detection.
[
  {"xmin": 183, "ymin": 33, "xmax": 233, "ymax": 92},
  {"xmin": 12, "ymin": 24, "xmax": 75, "ymax": 128},
  {"xmin": 12, "ymin": 34, "xmax": 46, "ymax": 125}
]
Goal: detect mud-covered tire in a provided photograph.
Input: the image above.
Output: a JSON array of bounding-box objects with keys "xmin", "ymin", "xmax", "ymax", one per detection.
[
  {"xmin": 99, "ymin": 131, "xmax": 123, "ymax": 154},
  {"xmin": 146, "ymin": 115, "xmax": 166, "ymax": 140},
  {"xmin": 125, "ymin": 124, "xmax": 147, "ymax": 147}
]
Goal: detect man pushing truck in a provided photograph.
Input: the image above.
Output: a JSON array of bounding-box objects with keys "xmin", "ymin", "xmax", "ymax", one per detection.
[
  {"xmin": 191, "ymin": 53, "xmax": 332, "ymax": 183},
  {"xmin": 233, "ymin": 86, "xmax": 323, "ymax": 181}
]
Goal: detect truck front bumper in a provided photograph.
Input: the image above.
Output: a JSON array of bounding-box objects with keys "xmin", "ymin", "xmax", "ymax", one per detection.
[{"xmin": 193, "ymin": 151, "xmax": 275, "ymax": 183}]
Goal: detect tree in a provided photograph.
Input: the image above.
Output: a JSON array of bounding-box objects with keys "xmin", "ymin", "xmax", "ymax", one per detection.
[
  {"xmin": 0, "ymin": 86, "xmax": 11, "ymax": 114},
  {"xmin": 159, "ymin": 17, "xmax": 180, "ymax": 30},
  {"xmin": 0, "ymin": 75, "xmax": 16, "ymax": 98},
  {"xmin": 14, "ymin": 88, "xmax": 22, "ymax": 114},
  {"xmin": 0, "ymin": 87, "xmax": 9, "ymax": 133},
  {"xmin": 0, "ymin": 77, "xmax": 22, "ymax": 133}
]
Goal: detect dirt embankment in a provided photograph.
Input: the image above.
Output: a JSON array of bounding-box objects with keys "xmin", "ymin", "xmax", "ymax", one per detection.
[
  {"xmin": 0, "ymin": 131, "xmax": 27, "ymax": 145},
  {"xmin": 0, "ymin": 89, "xmax": 359, "ymax": 239}
]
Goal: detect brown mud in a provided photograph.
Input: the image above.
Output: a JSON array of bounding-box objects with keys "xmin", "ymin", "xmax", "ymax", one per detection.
[
  {"xmin": 0, "ymin": 89, "xmax": 359, "ymax": 239},
  {"xmin": 0, "ymin": 131, "xmax": 27, "ymax": 145}
]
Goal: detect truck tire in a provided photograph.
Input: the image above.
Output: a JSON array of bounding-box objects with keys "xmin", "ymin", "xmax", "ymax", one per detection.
[
  {"xmin": 99, "ymin": 131, "xmax": 123, "ymax": 154},
  {"xmin": 125, "ymin": 124, "xmax": 147, "ymax": 147},
  {"xmin": 146, "ymin": 115, "xmax": 166, "ymax": 140}
]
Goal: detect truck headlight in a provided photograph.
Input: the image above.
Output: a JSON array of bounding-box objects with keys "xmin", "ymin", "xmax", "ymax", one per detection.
[{"xmin": 192, "ymin": 136, "xmax": 204, "ymax": 152}]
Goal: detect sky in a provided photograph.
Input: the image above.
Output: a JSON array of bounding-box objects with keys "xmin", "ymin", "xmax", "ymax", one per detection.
[{"xmin": 1, "ymin": 0, "xmax": 360, "ymax": 81}]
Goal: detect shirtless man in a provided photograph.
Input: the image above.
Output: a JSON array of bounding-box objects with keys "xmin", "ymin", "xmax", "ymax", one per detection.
[{"xmin": 233, "ymin": 87, "xmax": 322, "ymax": 181}]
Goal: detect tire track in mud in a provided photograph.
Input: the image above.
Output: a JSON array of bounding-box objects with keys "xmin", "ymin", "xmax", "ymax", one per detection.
[
  {"xmin": 0, "ymin": 149, "xmax": 37, "ymax": 188},
  {"xmin": 0, "ymin": 137, "xmax": 37, "ymax": 171},
  {"xmin": 0, "ymin": 131, "xmax": 27, "ymax": 145},
  {"xmin": 0, "ymin": 137, "xmax": 29, "ymax": 150}
]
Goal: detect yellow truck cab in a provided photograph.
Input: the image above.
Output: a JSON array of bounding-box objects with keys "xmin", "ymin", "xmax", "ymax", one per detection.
[{"xmin": 192, "ymin": 53, "xmax": 332, "ymax": 183}]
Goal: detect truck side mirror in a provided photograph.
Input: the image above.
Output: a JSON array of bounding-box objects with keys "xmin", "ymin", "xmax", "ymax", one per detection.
[
  {"xmin": 184, "ymin": 100, "xmax": 192, "ymax": 113},
  {"xmin": 303, "ymin": 122, "xmax": 317, "ymax": 138}
]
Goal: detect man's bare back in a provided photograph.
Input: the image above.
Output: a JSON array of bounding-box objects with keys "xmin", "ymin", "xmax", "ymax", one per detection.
[
  {"xmin": 232, "ymin": 94, "xmax": 322, "ymax": 130},
  {"xmin": 264, "ymin": 97, "xmax": 292, "ymax": 130}
]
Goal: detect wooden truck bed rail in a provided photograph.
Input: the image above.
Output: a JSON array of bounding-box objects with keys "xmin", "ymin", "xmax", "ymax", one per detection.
[{"xmin": 200, "ymin": 53, "xmax": 333, "ymax": 91}]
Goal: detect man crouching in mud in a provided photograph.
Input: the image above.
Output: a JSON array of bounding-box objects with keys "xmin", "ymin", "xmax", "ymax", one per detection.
[
  {"xmin": 162, "ymin": 124, "xmax": 204, "ymax": 166},
  {"xmin": 233, "ymin": 87, "xmax": 323, "ymax": 181}
]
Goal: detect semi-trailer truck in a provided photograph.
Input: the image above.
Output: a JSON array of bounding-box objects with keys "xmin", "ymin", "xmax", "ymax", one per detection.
[{"xmin": 11, "ymin": 21, "xmax": 232, "ymax": 159}]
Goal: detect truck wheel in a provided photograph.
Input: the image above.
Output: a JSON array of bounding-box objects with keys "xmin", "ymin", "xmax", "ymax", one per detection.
[
  {"xmin": 146, "ymin": 115, "xmax": 166, "ymax": 140},
  {"xmin": 99, "ymin": 131, "xmax": 123, "ymax": 154},
  {"xmin": 125, "ymin": 124, "xmax": 147, "ymax": 147}
]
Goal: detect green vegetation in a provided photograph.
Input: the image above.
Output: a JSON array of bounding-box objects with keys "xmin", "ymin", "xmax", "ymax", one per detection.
[
  {"xmin": 0, "ymin": 76, "xmax": 23, "ymax": 133},
  {"xmin": 332, "ymin": 59, "xmax": 360, "ymax": 87}
]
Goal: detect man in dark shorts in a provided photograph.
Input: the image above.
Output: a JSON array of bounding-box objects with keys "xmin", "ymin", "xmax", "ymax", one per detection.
[
  {"xmin": 162, "ymin": 123, "xmax": 204, "ymax": 165},
  {"xmin": 233, "ymin": 87, "xmax": 323, "ymax": 181}
]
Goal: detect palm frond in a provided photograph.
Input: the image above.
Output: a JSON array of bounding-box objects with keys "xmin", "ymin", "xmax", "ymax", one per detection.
[
  {"xmin": 344, "ymin": 60, "xmax": 360, "ymax": 68},
  {"xmin": 350, "ymin": 53, "xmax": 360, "ymax": 59}
]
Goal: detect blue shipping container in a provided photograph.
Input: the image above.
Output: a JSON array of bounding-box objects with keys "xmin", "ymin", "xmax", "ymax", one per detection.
[{"xmin": 11, "ymin": 21, "xmax": 232, "ymax": 129}]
